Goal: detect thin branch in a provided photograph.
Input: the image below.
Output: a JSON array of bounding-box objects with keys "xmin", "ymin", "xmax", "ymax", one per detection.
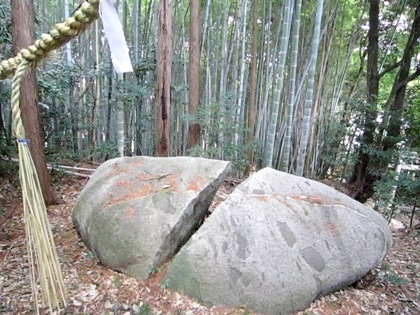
[
  {"xmin": 378, "ymin": 60, "xmax": 401, "ymax": 78},
  {"xmin": 395, "ymin": 65, "xmax": 420, "ymax": 91},
  {"xmin": 6, "ymin": 157, "xmax": 95, "ymax": 177}
]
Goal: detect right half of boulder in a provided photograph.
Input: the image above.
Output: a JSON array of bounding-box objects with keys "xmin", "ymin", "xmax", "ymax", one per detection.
[{"xmin": 164, "ymin": 168, "xmax": 393, "ymax": 315}]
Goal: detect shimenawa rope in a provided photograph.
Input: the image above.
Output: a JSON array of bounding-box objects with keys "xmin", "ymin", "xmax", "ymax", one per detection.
[{"xmin": 3, "ymin": 1, "xmax": 101, "ymax": 313}]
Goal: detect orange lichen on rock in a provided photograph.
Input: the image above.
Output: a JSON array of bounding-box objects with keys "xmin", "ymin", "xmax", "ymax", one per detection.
[
  {"xmin": 106, "ymin": 183, "xmax": 153, "ymax": 207},
  {"xmin": 187, "ymin": 175, "xmax": 207, "ymax": 192},
  {"xmin": 165, "ymin": 173, "xmax": 180, "ymax": 192},
  {"xmin": 290, "ymin": 195, "xmax": 304, "ymax": 201},
  {"xmin": 136, "ymin": 173, "xmax": 160, "ymax": 181},
  {"xmin": 116, "ymin": 180, "xmax": 133, "ymax": 190},
  {"xmin": 258, "ymin": 195, "xmax": 269, "ymax": 201},
  {"xmin": 326, "ymin": 222, "xmax": 340, "ymax": 237},
  {"xmin": 306, "ymin": 196, "xmax": 324, "ymax": 204},
  {"xmin": 290, "ymin": 195, "xmax": 324, "ymax": 205},
  {"xmin": 124, "ymin": 206, "xmax": 136, "ymax": 219}
]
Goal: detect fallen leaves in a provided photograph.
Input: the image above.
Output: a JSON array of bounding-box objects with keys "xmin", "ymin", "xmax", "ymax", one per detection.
[{"xmin": 0, "ymin": 172, "xmax": 419, "ymax": 315}]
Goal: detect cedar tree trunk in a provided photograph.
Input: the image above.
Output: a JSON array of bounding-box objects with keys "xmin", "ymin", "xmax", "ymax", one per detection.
[
  {"xmin": 187, "ymin": 0, "xmax": 201, "ymax": 149},
  {"xmin": 11, "ymin": 0, "xmax": 61, "ymax": 205},
  {"xmin": 156, "ymin": 0, "xmax": 172, "ymax": 156}
]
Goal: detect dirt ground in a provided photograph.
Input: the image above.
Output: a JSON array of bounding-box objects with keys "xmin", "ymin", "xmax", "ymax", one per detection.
[{"xmin": 0, "ymin": 165, "xmax": 419, "ymax": 315}]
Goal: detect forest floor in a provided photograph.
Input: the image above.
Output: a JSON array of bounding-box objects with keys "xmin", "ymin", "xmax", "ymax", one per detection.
[{"xmin": 0, "ymin": 163, "xmax": 419, "ymax": 315}]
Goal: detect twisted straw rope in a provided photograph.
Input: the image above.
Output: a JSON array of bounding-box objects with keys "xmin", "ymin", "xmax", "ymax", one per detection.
[
  {"xmin": 5, "ymin": 1, "xmax": 102, "ymax": 313},
  {"xmin": 11, "ymin": 57, "xmax": 67, "ymax": 315},
  {"xmin": 10, "ymin": 60, "xmax": 29, "ymax": 139},
  {"xmin": 0, "ymin": 0, "xmax": 100, "ymax": 80}
]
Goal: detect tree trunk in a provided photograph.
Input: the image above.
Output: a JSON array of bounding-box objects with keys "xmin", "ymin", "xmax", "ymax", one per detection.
[
  {"xmin": 382, "ymin": 3, "xmax": 420, "ymax": 153},
  {"xmin": 117, "ymin": 0, "xmax": 125, "ymax": 157},
  {"xmin": 282, "ymin": 0, "xmax": 302, "ymax": 172},
  {"xmin": 187, "ymin": 0, "xmax": 201, "ymax": 149},
  {"xmin": 247, "ymin": 0, "xmax": 258, "ymax": 171},
  {"xmin": 295, "ymin": 0, "xmax": 324, "ymax": 176},
  {"xmin": 156, "ymin": 0, "xmax": 172, "ymax": 156},
  {"xmin": 350, "ymin": 0, "xmax": 380, "ymax": 202},
  {"xmin": 11, "ymin": 0, "xmax": 61, "ymax": 206},
  {"xmin": 263, "ymin": 0, "xmax": 293, "ymax": 168},
  {"xmin": 255, "ymin": 0, "xmax": 274, "ymax": 155}
]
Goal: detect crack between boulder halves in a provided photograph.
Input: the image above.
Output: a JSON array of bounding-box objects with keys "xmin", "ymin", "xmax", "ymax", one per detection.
[{"xmin": 152, "ymin": 172, "xmax": 232, "ymax": 270}]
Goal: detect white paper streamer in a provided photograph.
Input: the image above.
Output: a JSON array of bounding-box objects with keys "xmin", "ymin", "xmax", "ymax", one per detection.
[{"xmin": 100, "ymin": 0, "xmax": 133, "ymax": 73}]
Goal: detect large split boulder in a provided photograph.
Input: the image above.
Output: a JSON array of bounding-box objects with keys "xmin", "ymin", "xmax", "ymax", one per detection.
[
  {"xmin": 72, "ymin": 156, "xmax": 230, "ymax": 279},
  {"xmin": 164, "ymin": 168, "xmax": 393, "ymax": 315}
]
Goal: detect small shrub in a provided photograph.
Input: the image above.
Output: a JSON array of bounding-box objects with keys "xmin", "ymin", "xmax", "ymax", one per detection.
[
  {"xmin": 82, "ymin": 251, "xmax": 95, "ymax": 260},
  {"xmin": 373, "ymin": 150, "xmax": 420, "ymax": 221},
  {"xmin": 132, "ymin": 302, "xmax": 151, "ymax": 315},
  {"xmin": 378, "ymin": 263, "xmax": 408, "ymax": 286},
  {"xmin": 160, "ymin": 279, "xmax": 170, "ymax": 289},
  {"xmin": 113, "ymin": 276, "xmax": 123, "ymax": 289}
]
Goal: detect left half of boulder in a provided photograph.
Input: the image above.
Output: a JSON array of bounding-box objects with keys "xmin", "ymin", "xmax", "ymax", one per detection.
[{"xmin": 72, "ymin": 156, "xmax": 230, "ymax": 279}]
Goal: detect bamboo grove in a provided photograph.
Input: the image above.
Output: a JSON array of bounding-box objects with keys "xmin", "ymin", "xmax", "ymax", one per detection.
[{"xmin": 0, "ymin": 0, "xmax": 419, "ymax": 203}]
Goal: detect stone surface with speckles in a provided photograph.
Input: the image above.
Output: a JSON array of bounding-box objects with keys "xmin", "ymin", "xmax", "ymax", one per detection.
[
  {"xmin": 72, "ymin": 156, "xmax": 230, "ymax": 279},
  {"xmin": 164, "ymin": 167, "xmax": 393, "ymax": 315}
]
